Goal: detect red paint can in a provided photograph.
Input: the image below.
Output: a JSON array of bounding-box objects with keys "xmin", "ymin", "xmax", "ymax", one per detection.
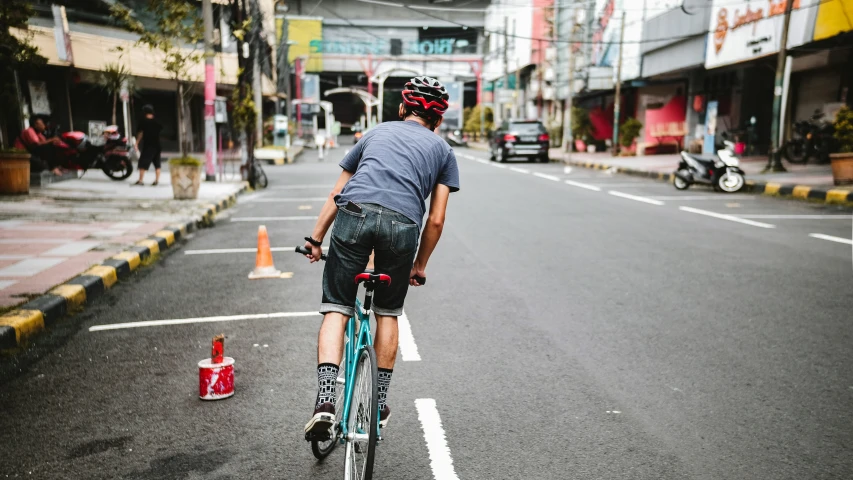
[{"xmin": 198, "ymin": 356, "xmax": 235, "ymax": 400}]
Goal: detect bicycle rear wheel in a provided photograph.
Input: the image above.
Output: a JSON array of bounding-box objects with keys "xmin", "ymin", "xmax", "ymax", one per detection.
[
  {"xmin": 311, "ymin": 368, "xmax": 344, "ymax": 459},
  {"xmin": 254, "ymin": 161, "xmax": 268, "ymax": 189},
  {"xmin": 344, "ymin": 346, "xmax": 378, "ymax": 480}
]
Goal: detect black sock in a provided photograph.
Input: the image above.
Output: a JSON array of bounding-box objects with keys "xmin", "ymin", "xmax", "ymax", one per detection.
[
  {"xmin": 378, "ymin": 368, "xmax": 393, "ymax": 410},
  {"xmin": 316, "ymin": 363, "xmax": 339, "ymax": 408}
]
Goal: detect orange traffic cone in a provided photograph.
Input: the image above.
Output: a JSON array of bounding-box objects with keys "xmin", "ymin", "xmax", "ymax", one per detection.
[{"xmin": 248, "ymin": 225, "xmax": 282, "ymax": 279}]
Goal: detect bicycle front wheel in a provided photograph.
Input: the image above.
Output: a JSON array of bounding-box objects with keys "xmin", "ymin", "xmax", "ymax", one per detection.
[{"xmin": 344, "ymin": 346, "xmax": 378, "ymax": 480}]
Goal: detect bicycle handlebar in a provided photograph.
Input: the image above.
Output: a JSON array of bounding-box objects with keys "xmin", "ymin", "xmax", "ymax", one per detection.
[
  {"xmin": 295, "ymin": 245, "xmax": 327, "ymax": 260},
  {"xmin": 295, "ymin": 246, "xmax": 427, "ymax": 285}
]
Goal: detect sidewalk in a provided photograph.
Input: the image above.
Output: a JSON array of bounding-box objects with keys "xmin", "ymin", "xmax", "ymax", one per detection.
[{"xmin": 0, "ymin": 169, "xmax": 246, "ymax": 312}]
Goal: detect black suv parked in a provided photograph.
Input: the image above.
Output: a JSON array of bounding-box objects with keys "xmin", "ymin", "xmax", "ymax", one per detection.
[{"xmin": 489, "ymin": 120, "xmax": 550, "ymax": 163}]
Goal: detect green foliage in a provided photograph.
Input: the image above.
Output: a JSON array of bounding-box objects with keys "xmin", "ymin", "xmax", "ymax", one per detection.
[
  {"xmin": 619, "ymin": 117, "xmax": 643, "ymax": 148},
  {"xmin": 97, "ymin": 57, "xmax": 135, "ymax": 125},
  {"xmin": 0, "ymin": 0, "xmax": 47, "ymax": 148},
  {"xmin": 571, "ymin": 107, "xmax": 594, "ymax": 143},
  {"xmin": 463, "ymin": 104, "xmax": 495, "ymax": 134},
  {"xmin": 833, "ymin": 106, "xmax": 853, "ymax": 154},
  {"xmin": 111, "ymin": 1, "xmax": 203, "ymax": 83},
  {"xmin": 231, "ymin": 86, "xmax": 256, "ymax": 133},
  {"xmin": 168, "ymin": 156, "xmax": 203, "ymax": 167}
]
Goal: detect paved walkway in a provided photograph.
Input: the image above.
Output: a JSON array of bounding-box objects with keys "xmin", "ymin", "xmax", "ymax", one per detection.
[{"xmin": 0, "ymin": 169, "xmax": 245, "ymax": 309}]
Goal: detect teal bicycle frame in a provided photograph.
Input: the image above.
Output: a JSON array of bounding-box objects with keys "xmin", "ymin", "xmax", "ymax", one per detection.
[{"xmin": 337, "ymin": 296, "xmax": 378, "ymax": 441}]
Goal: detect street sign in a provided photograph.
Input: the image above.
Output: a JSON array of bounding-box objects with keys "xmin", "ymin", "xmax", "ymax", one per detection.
[{"xmin": 214, "ymin": 97, "xmax": 228, "ymax": 123}]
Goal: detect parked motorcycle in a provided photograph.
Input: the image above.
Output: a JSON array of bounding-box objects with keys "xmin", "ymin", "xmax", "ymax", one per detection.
[
  {"xmin": 674, "ymin": 137, "xmax": 745, "ymax": 193},
  {"xmin": 783, "ymin": 110, "xmax": 833, "ymax": 164},
  {"xmin": 443, "ymin": 129, "xmax": 468, "ymax": 147},
  {"xmin": 51, "ymin": 125, "xmax": 134, "ymax": 180}
]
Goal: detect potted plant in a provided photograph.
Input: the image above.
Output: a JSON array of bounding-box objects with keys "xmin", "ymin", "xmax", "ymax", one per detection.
[
  {"xmin": 830, "ymin": 106, "xmax": 853, "ymax": 185},
  {"xmin": 169, "ymin": 156, "xmax": 203, "ymax": 199},
  {"xmin": 0, "ymin": 148, "xmax": 31, "ymax": 194},
  {"xmin": 571, "ymin": 107, "xmax": 595, "ymax": 152},
  {"xmin": 619, "ymin": 117, "xmax": 643, "ymax": 156}
]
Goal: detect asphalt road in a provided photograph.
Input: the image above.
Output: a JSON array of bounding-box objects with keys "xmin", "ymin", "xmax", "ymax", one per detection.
[{"xmin": 2, "ymin": 144, "xmax": 852, "ymax": 479}]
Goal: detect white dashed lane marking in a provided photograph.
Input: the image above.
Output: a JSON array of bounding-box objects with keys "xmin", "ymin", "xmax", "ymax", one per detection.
[
  {"xmin": 808, "ymin": 233, "xmax": 853, "ymax": 245},
  {"xmin": 533, "ymin": 172, "xmax": 560, "ymax": 181},
  {"xmin": 397, "ymin": 310, "xmax": 421, "ymax": 361},
  {"xmin": 564, "ymin": 180, "xmax": 602, "ymax": 191},
  {"xmin": 416, "ymin": 399, "xmax": 460, "ymax": 480},
  {"xmin": 679, "ymin": 207, "xmax": 776, "ymax": 228},
  {"xmin": 509, "ymin": 167, "xmax": 530, "ymax": 174},
  {"xmin": 608, "ymin": 191, "xmax": 665, "ymax": 206}
]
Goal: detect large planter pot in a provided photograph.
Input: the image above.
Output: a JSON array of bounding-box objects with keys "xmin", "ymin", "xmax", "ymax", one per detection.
[
  {"xmin": 170, "ymin": 164, "xmax": 202, "ymax": 199},
  {"xmin": 829, "ymin": 153, "xmax": 853, "ymax": 186},
  {"xmin": 0, "ymin": 152, "xmax": 32, "ymax": 195}
]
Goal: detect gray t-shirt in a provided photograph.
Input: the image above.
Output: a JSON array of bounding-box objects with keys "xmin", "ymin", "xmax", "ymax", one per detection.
[{"xmin": 337, "ymin": 120, "xmax": 460, "ymax": 229}]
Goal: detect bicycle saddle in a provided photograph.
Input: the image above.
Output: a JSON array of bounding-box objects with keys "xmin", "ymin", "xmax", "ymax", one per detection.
[{"xmin": 354, "ymin": 272, "xmax": 391, "ymax": 287}]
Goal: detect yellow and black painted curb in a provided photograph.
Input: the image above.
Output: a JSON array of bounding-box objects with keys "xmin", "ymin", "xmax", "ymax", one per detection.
[
  {"xmin": 565, "ymin": 160, "xmax": 853, "ymax": 206},
  {"xmin": 0, "ymin": 183, "xmax": 249, "ymax": 350}
]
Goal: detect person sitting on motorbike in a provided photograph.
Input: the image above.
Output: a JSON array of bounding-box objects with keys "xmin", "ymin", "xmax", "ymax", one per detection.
[{"xmin": 14, "ymin": 115, "xmax": 64, "ymax": 176}]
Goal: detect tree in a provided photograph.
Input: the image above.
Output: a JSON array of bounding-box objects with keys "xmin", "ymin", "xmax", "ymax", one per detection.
[
  {"xmin": 96, "ymin": 55, "xmax": 135, "ymax": 126},
  {"xmin": 112, "ymin": 0, "xmax": 204, "ymax": 158},
  {"xmin": 0, "ymin": 0, "xmax": 46, "ymax": 149},
  {"xmin": 463, "ymin": 104, "xmax": 494, "ymax": 135}
]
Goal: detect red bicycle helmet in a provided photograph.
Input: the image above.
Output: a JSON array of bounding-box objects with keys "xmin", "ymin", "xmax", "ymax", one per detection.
[{"xmin": 402, "ymin": 76, "xmax": 449, "ymax": 117}]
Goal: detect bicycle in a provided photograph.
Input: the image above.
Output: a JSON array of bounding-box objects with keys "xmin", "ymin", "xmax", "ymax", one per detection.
[{"xmin": 295, "ymin": 246, "xmax": 387, "ymax": 479}]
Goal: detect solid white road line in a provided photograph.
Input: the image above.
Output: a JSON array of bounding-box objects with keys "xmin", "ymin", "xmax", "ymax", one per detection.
[
  {"xmin": 734, "ymin": 215, "xmax": 853, "ymax": 219},
  {"xmin": 808, "ymin": 233, "xmax": 853, "ymax": 245},
  {"xmin": 490, "ymin": 163, "xmax": 507, "ymax": 169},
  {"xmin": 185, "ymin": 246, "xmax": 329, "ymax": 255},
  {"xmin": 679, "ymin": 206, "xmax": 776, "ymax": 228},
  {"xmin": 397, "ymin": 311, "xmax": 421, "ymax": 361},
  {"xmin": 231, "ymin": 216, "xmax": 319, "ymax": 222},
  {"xmin": 608, "ymin": 191, "xmax": 665, "ymax": 206},
  {"xmin": 243, "ymin": 197, "xmax": 327, "ymax": 203},
  {"xmin": 89, "ymin": 311, "xmax": 319, "ymax": 332},
  {"xmin": 509, "ymin": 167, "xmax": 530, "ymax": 174},
  {"xmin": 473, "ymin": 158, "xmax": 489, "ymax": 164},
  {"xmin": 533, "ymin": 172, "xmax": 560, "ymax": 181},
  {"xmin": 564, "ymin": 180, "xmax": 602, "ymax": 191},
  {"xmin": 415, "ymin": 399, "xmax": 460, "ymax": 480}
]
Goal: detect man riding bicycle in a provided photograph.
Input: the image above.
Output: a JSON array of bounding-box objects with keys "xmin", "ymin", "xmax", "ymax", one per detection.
[{"xmin": 301, "ymin": 76, "xmax": 460, "ymax": 437}]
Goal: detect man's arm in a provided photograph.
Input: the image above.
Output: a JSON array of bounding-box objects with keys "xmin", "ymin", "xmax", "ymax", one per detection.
[
  {"xmin": 135, "ymin": 131, "xmax": 143, "ymax": 149},
  {"xmin": 302, "ymin": 168, "xmax": 354, "ymax": 262},
  {"xmin": 410, "ymin": 183, "xmax": 451, "ymax": 286}
]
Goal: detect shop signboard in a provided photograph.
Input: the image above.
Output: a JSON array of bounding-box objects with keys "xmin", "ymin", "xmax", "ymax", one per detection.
[
  {"xmin": 302, "ymin": 74, "xmax": 321, "ymax": 105},
  {"xmin": 28, "ymin": 81, "xmax": 51, "ymax": 115},
  {"xmin": 812, "ymin": 0, "xmax": 853, "ymax": 41},
  {"xmin": 705, "ymin": 0, "xmax": 819, "ymax": 69}
]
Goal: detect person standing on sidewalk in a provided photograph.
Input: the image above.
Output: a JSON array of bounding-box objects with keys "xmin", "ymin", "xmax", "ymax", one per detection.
[{"xmin": 134, "ymin": 105, "xmax": 163, "ymax": 186}]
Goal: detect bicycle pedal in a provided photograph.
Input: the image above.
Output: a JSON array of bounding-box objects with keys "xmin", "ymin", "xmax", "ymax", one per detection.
[{"xmin": 305, "ymin": 431, "xmax": 332, "ymax": 442}]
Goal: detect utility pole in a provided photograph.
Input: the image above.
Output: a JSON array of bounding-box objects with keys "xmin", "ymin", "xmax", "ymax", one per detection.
[
  {"xmin": 562, "ymin": 7, "xmax": 578, "ymax": 155},
  {"xmin": 203, "ymin": 0, "xmax": 217, "ymax": 181},
  {"xmin": 611, "ymin": 11, "xmax": 625, "ymax": 156},
  {"xmin": 537, "ymin": 38, "xmax": 544, "ymax": 119},
  {"xmin": 764, "ymin": 0, "xmax": 794, "ymax": 173},
  {"xmin": 503, "ymin": 16, "xmax": 509, "ymax": 124},
  {"xmin": 275, "ymin": 3, "xmax": 289, "ymax": 117}
]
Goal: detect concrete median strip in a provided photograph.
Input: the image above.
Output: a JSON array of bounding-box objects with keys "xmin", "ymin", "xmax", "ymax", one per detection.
[{"xmin": 0, "ymin": 187, "xmax": 248, "ymax": 351}]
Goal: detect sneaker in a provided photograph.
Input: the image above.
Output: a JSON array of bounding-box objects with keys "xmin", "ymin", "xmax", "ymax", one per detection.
[
  {"xmin": 379, "ymin": 405, "xmax": 391, "ymax": 429},
  {"xmin": 304, "ymin": 402, "xmax": 335, "ymax": 439}
]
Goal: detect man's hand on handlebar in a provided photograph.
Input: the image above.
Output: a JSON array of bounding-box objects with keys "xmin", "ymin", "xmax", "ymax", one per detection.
[
  {"xmin": 409, "ymin": 263, "xmax": 426, "ymax": 287},
  {"xmin": 302, "ymin": 241, "xmax": 324, "ymax": 263}
]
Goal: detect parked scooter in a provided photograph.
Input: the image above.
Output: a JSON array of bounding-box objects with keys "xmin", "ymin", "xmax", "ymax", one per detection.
[
  {"xmin": 673, "ymin": 136, "xmax": 745, "ymax": 193},
  {"xmin": 443, "ymin": 129, "xmax": 468, "ymax": 147},
  {"xmin": 782, "ymin": 110, "xmax": 833, "ymax": 164},
  {"xmin": 49, "ymin": 125, "xmax": 134, "ymax": 180}
]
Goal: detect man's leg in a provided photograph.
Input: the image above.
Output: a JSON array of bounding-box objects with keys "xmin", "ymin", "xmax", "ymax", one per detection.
[
  {"xmin": 317, "ymin": 311, "xmax": 348, "ymax": 366},
  {"xmin": 374, "ymin": 314, "xmax": 398, "ymax": 428}
]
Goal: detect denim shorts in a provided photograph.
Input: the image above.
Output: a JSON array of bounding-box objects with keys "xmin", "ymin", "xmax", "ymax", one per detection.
[{"xmin": 321, "ymin": 203, "xmax": 419, "ymax": 317}]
